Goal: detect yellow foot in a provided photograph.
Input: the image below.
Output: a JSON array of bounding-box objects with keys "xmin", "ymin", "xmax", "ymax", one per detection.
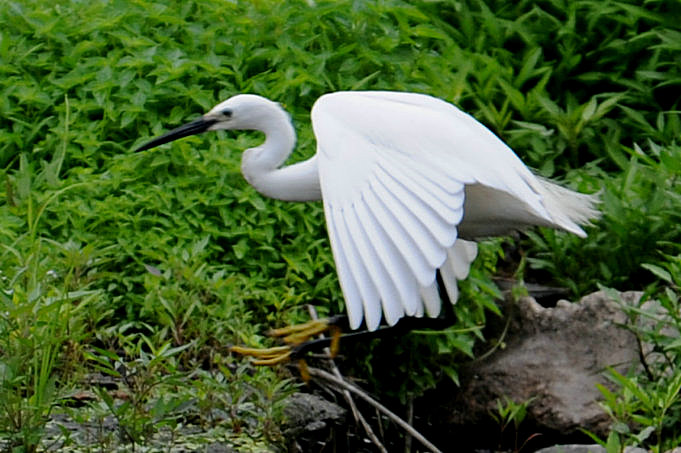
[
  {"xmin": 229, "ymin": 345, "xmax": 292, "ymax": 366},
  {"xmin": 268, "ymin": 319, "xmax": 332, "ymax": 344},
  {"xmin": 231, "ymin": 318, "xmax": 343, "ymax": 365}
]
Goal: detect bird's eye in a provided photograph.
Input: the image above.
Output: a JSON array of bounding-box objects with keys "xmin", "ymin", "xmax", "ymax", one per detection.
[{"xmin": 222, "ymin": 109, "xmax": 233, "ymax": 118}]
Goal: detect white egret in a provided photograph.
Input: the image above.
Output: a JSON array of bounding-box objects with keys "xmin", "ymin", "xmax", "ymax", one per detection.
[{"xmin": 137, "ymin": 91, "xmax": 599, "ymax": 339}]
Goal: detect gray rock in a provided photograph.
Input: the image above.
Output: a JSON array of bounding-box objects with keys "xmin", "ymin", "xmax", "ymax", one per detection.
[
  {"xmin": 439, "ymin": 290, "xmax": 645, "ymax": 436},
  {"xmin": 283, "ymin": 392, "xmax": 347, "ymax": 451},
  {"xmin": 283, "ymin": 392, "xmax": 346, "ymax": 434}
]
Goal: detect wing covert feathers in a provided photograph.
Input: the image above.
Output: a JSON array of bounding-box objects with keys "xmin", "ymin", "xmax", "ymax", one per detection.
[{"xmin": 312, "ymin": 91, "xmax": 598, "ymax": 329}]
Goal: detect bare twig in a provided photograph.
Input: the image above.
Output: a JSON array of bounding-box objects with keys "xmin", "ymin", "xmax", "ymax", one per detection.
[
  {"xmin": 306, "ymin": 306, "xmax": 387, "ymax": 453},
  {"xmin": 404, "ymin": 394, "xmax": 414, "ymax": 453},
  {"xmin": 307, "ymin": 366, "xmax": 443, "ymax": 453},
  {"xmin": 376, "ymin": 407, "xmax": 385, "ymax": 442}
]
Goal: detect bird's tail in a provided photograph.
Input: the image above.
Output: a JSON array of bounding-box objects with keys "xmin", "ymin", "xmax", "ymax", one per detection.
[{"xmin": 536, "ymin": 177, "xmax": 601, "ymax": 238}]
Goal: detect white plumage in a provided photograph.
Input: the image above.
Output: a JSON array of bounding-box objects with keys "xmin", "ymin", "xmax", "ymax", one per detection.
[{"xmin": 136, "ymin": 91, "xmax": 600, "ymax": 331}]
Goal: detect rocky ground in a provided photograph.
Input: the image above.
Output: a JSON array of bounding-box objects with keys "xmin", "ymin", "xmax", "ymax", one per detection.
[
  {"xmin": 9, "ymin": 289, "xmax": 675, "ymax": 452},
  {"xmin": 284, "ymin": 290, "xmax": 675, "ymax": 452}
]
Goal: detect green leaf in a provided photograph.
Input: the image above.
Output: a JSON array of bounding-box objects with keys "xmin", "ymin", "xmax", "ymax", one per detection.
[
  {"xmin": 641, "ymin": 263, "xmax": 672, "ymax": 283},
  {"xmin": 605, "ymin": 431, "xmax": 621, "ymax": 453}
]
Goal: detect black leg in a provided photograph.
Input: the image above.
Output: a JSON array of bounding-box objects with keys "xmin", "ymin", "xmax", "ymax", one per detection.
[{"xmin": 291, "ymin": 270, "xmax": 458, "ymax": 359}]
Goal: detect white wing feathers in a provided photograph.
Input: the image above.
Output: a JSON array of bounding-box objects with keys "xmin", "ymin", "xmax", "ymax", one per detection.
[{"xmin": 311, "ymin": 91, "xmax": 566, "ymax": 330}]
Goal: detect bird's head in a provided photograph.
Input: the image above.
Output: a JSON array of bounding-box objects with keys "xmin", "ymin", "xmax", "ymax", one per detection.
[{"xmin": 135, "ymin": 94, "xmax": 288, "ymax": 152}]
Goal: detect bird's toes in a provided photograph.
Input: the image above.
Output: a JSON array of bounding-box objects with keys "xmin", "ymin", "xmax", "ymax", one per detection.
[
  {"xmin": 230, "ymin": 344, "xmax": 292, "ymax": 365},
  {"xmin": 267, "ymin": 319, "xmax": 331, "ymax": 345}
]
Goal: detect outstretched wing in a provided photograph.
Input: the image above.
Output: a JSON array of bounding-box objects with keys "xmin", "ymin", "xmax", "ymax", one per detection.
[{"xmin": 311, "ymin": 91, "xmax": 549, "ymax": 330}]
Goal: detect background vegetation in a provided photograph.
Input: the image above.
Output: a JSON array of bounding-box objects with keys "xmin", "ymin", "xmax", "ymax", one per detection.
[{"xmin": 1, "ymin": 0, "xmax": 680, "ymax": 451}]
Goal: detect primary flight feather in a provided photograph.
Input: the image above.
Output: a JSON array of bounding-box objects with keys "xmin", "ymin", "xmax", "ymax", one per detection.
[{"xmin": 136, "ymin": 91, "xmax": 600, "ymax": 331}]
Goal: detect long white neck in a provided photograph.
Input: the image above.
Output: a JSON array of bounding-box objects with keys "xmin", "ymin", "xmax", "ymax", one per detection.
[{"xmin": 240, "ymin": 108, "xmax": 322, "ymax": 202}]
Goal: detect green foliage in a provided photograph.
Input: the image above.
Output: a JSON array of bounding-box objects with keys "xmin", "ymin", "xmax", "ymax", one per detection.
[
  {"xmin": 526, "ymin": 142, "xmax": 681, "ymax": 295},
  {"xmin": 85, "ymin": 337, "xmax": 193, "ymax": 447},
  {"xmin": 0, "ymin": 278, "xmax": 76, "ymax": 452},
  {"xmin": 587, "ymin": 286, "xmax": 681, "ymax": 452},
  {"xmin": 492, "ymin": 396, "xmax": 531, "ymax": 432},
  {"xmin": 490, "ymin": 396, "xmax": 537, "ymax": 452},
  {"xmin": 1, "ymin": 0, "xmax": 681, "ymax": 449},
  {"xmin": 0, "ymin": 146, "xmax": 103, "ymax": 451}
]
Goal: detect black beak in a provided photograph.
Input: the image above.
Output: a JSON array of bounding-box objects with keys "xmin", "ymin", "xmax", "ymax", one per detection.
[{"xmin": 135, "ymin": 117, "xmax": 217, "ymax": 152}]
